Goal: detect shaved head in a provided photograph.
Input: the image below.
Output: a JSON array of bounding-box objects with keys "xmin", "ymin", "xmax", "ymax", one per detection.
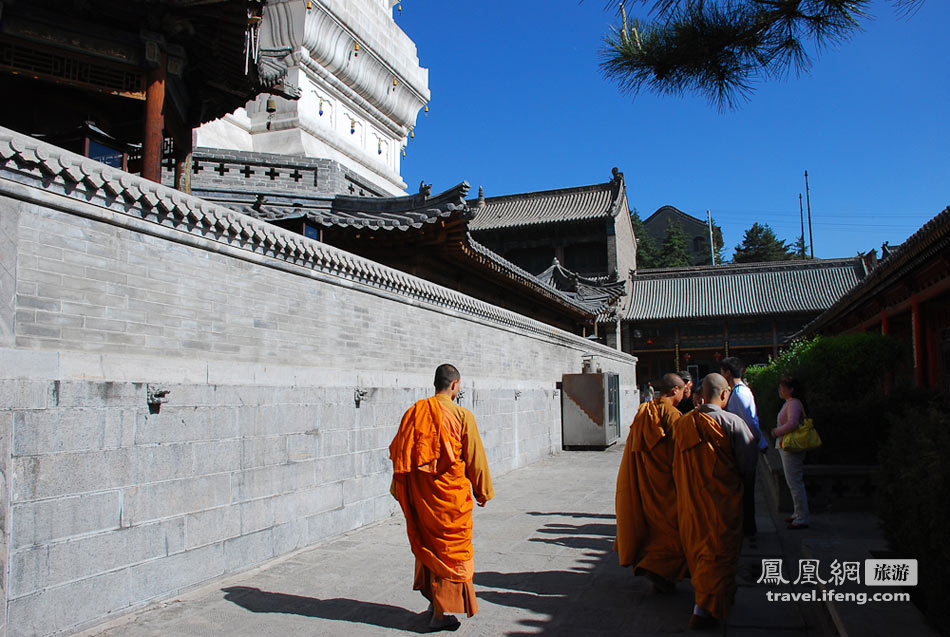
[
  {"xmin": 702, "ymin": 373, "xmax": 730, "ymax": 406},
  {"xmin": 657, "ymin": 373, "xmax": 686, "ymax": 394},
  {"xmin": 654, "ymin": 373, "xmax": 686, "ymax": 407},
  {"xmin": 434, "ymin": 363, "xmax": 460, "ymax": 392}
]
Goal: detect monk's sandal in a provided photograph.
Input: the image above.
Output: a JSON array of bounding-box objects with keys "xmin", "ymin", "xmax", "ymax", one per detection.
[{"xmin": 428, "ymin": 615, "xmax": 461, "ymax": 632}]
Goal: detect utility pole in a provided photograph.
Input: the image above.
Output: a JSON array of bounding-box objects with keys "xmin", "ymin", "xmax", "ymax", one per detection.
[
  {"xmin": 707, "ymin": 209, "xmax": 715, "ymax": 265},
  {"xmin": 804, "ymin": 170, "xmax": 814, "ymax": 258},
  {"xmin": 799, "ymin": 193, "xmax": 806, "ymax": 259}
]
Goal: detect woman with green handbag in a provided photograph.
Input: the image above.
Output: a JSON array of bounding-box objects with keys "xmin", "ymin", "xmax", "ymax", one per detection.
[{"xmin": 771, "ymin": 377, "xmax": 811, "ymax": 530}]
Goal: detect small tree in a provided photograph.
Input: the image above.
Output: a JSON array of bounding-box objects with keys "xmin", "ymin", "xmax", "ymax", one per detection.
[
  {"xmin": 658, "ymin": 217, "xmax": 691, "ymax": 267},
  {"xmin": 631, "ymin": 209, "xmax": 661, "ymax": 268},
  {"xmin": 697, "ymin": 217, "xmax": 725, "ymax": 265},
  {"xmin": 791, "ymin": 234, "xmax": 810, "ymax": 259},
  {"xmin": 733, "ymin": 222, "xmax": 795, "ymax": 263}
]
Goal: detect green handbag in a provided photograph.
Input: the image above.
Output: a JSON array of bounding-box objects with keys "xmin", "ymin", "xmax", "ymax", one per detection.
[{"xmin": 781, "ymin": 416, "xmax": 822, "ymax": 453}]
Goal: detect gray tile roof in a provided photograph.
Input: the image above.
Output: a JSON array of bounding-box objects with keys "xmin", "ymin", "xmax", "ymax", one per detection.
[
  {"xmin": 195, "ymin": 182, "xmax": 472, "ymax": 231},
  {"xmin": 623, "ymin": 258, "xmax": 867, "ymax": 321},
  {"xmin": 463, "ymin": 237, "xmax": 600, "ymax": 317},
  {"xmin": 536, "ymin": 259, "xmax": 627, "ymax": 313},
  {"xmin": 469, "ymin": 169, "xmax": 626, "ymax": 232}
]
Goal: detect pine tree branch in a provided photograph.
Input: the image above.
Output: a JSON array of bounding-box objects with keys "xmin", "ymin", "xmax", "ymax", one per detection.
[{"xmin": 598, "ymin": 0, "xmax": 911, "ymax": 109}]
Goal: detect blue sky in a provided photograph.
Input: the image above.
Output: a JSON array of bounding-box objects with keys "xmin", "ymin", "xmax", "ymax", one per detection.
[{"xmin": 396, "ymin": 0, "xmax": 948, "ymax": 260}]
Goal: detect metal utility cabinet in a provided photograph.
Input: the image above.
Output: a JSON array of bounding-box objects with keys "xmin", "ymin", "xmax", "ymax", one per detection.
[{"xmin": 561, "ymin": 372, "xmax": 620, "ymax": 450}]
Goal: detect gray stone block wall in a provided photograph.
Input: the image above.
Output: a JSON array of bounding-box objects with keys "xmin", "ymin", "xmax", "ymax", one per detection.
[
  {"xmin": 160, "ymin": 149, "xmax": 374, "ymax": 198},
  {"xmin": 0, "ymin": 172, "xmax": 636, "ymax": 635},
  {"xmin": 1, "ymin": 376, "xmax": 601, "ymax": 635},
  {"xmin": 0, "ymin": 203, "xmax": 15, "ymax": 349}
]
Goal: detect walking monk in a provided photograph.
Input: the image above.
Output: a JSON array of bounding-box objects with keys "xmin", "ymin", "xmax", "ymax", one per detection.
[
  {"xmin": 614, "ymin": 373, "xmax": 688, "ymax": 593},
  {"xmin": 674, "ymin": 373, "xmax": 759, "ymax": 630},
  {"xmin": 390, "ymin": 364, "xmax": 494, "ymax": 631}
]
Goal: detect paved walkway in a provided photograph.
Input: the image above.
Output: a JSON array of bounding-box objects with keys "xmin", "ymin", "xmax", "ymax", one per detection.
[{"xmin": 83, "ymin": 445, "xmax": 835, "ymax": 636}]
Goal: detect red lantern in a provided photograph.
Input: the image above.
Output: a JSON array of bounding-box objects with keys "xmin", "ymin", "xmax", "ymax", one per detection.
[
  {"xmin": 713, "ymin": 352, "xmax": 722, "ymax": 361},
  {"xmin": 684, "ymin": 352, "xmax": 692, "ymax": 362}
]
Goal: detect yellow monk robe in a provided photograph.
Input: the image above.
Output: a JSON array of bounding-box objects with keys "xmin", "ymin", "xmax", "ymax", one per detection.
[
  {"xmin": 674, "ymin": 405, "xmax": 757, "ymax": 619},
  {"xmin": 614, "ymin": 397, "xmax": 688, "ymax": 581},
  {"xmin": 390, "ymin": 394, "xmax": 494, "ymax": 616}
]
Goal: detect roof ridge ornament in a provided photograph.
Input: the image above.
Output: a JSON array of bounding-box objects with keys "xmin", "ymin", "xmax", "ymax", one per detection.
[{"xmin": 477, "ymin": 186, "xmax": 485, "ymax": 208}]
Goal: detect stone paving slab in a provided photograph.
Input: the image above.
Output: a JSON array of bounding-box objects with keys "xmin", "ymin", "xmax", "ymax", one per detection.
[{"xmin": 82, "ymin": 446, "xmax": 820, "ymax": 636}]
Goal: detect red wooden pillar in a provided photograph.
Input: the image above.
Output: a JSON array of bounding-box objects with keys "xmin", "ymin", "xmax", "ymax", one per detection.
[
  {"xmin": 926, "ymin": 312, "xmax": 940, "ymax": 388},
  {"xmin": 911, "ymin": 295, "xmax": 925, "ymax": 388},
  {"xmin": 142, "ymin": 55, "xmax": 167, "ymax": 183},
  {"xmin": 880, "ymin": 309, "xmax": 889, "ymax": 335}
]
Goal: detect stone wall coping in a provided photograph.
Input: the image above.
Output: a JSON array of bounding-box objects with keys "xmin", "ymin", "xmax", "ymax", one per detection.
[{"xmin": 0, "ymin": 126, "xmax": 635, "ymax": 368}]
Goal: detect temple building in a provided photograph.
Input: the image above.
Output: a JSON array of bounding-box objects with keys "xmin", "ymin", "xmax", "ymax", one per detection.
[
  {"xmin": 468, "ymin": 169, "xmax": 637, "ymax": 283},
  {"xmin": 0, "ymin": 2, "xmax": 641, "ymax": 634},
  {"xmin": 196, "ymin": 179, "xmax": 627, "ymax": 331},
  {"xmin": 619, "ymin": 258, "xmax": 870, "ymax": 381},
  {"xmin": 799, "ymin": 207, "xmax": 950, "ymax": 389},
  {"xmin": 643, "ymin": 205, "xmax": 719, "ymax": 266},
  {"xmin": 0, "ymin": 0, "xmax": 299, "ymax": 188}
]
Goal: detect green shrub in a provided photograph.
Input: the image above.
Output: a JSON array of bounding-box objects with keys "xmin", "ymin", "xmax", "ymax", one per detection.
[
  {"xmin": 878, "ymin": 397, "xmax": 950, "ymax": 632},
  {"xmin": 745, "ymin": 333, "xmax": 904, "ymax": 464}
]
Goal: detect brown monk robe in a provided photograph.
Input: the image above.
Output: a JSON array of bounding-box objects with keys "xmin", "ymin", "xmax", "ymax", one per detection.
[
  {"xmin": 614, "ymin": 372, "xmax": 688, "ymax": 592},
  {"xmin": 674, "ymin": 373, "xmax": 759, "ymax": 630},
  {"xmin": 390, "ymin": 364, "xmax": 494, "ymax": 631}
]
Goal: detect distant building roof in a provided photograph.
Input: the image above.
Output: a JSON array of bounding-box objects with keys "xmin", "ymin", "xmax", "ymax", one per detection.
[
  {"xmin": 643, "ymin": 205, "xmax": 707, "ymax": 228},
  {"xmin": 799, "ymin": 206, "xmax": 950, "ymax": 337},
  {"xmin": 469, "ymin": 169, "xmax": 627, "ymax": 232},
  {"xmin": 623, "ymin": 258, "xmax": 867, "ymax": 322}
]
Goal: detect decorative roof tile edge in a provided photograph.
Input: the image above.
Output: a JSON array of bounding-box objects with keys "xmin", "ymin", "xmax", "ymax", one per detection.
[
  {"xmin": 476, "ymin": 180, "xmax": 613, "ymax": 206},
  {"xmin": 619, "ymin": 307, "xmax": 830, "ymax": 324},
  {"xmin": 0, "ymin": 126, "xmax": 630, "ymax": 359},
  {"xmin": 633, "ymin": 257, "xmax": 865, "ymax": 280},
  {"xmin": 796, "ymin": 206, "xmax": 950, "ymax": 338}
]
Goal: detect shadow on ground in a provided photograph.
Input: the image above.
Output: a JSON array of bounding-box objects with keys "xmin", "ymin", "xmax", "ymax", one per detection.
[
  {"xmin": 477, "ymin": 512, "xmax": 692, "ymax": 635},
  {"xmin": 221, "ymin": 586, "xmax": 430, "ymax": 634}
]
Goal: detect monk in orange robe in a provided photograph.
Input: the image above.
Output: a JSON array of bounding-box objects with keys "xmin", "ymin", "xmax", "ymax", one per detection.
[
  {"xmin": 674, "ymin": 373, "xmax": 759, "ymax": 630},
  {"xmin": 390, "ymin": 364, "xmax": 494, "ymax": 631},
  {"xmin": 614, "ymin": 372, "xmax": 688, "ymax": 593}
]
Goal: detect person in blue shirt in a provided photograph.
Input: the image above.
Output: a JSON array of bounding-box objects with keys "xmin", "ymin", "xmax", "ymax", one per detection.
[{"xmin": 720, "ymin": 357, "xmax": 766, "ymax": 537}]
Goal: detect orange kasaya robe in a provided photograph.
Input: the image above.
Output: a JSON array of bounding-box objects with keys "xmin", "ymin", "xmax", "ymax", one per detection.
[
  {"xmin": 674, "ymin": 409, "xmax": 744, "ymax": 619},
  {"xmin": 614, "ymin": 397, "xmax": 688, "ymax": 582},
  {"xmin": 390, "ymin": 394, "xmax": 494, "ymax": 617}
]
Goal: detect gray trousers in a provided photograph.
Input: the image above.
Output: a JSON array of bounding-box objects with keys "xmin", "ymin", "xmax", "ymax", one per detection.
[{"xmin": 779, "ymin": 448, "xmax": 809, "ymax": 524}]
